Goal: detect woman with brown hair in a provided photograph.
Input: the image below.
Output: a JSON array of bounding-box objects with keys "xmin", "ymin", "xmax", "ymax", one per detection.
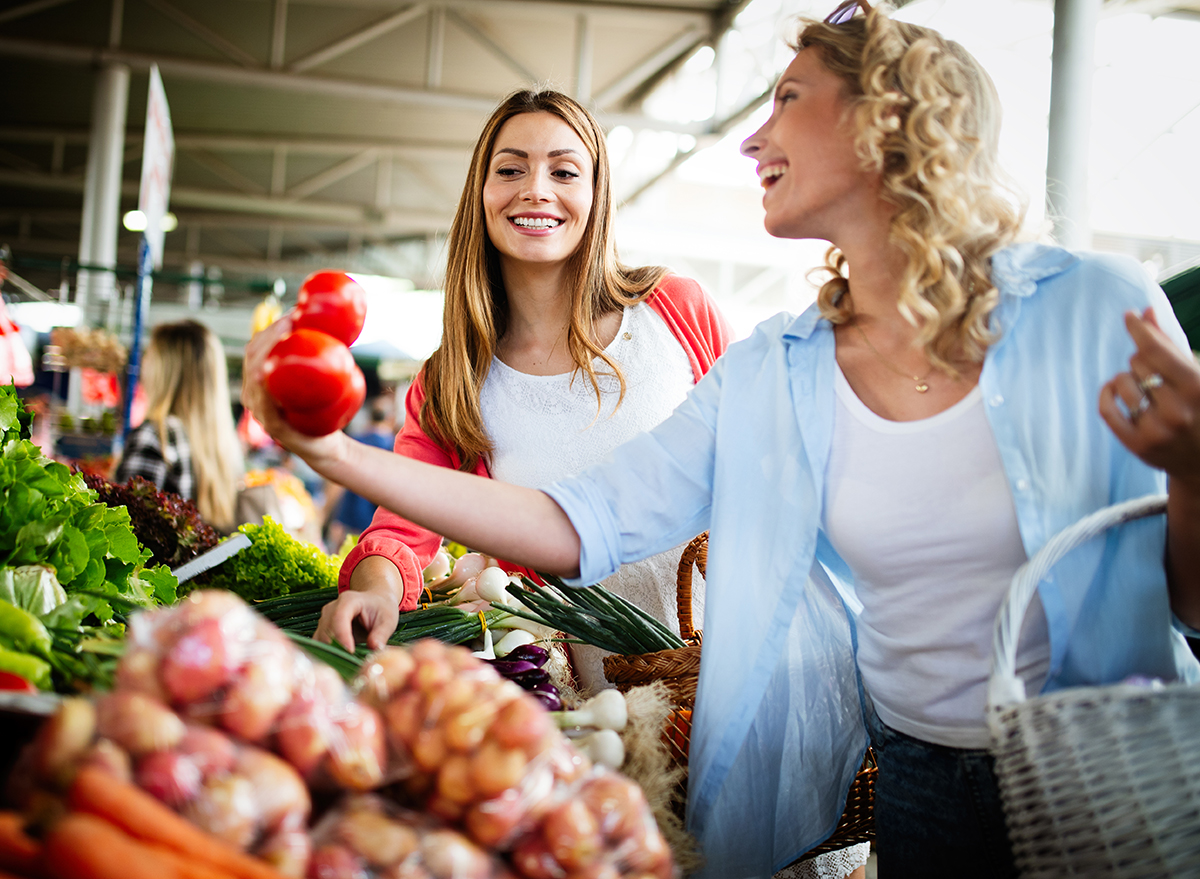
[
  {"xmin": 117, "ymin": 319, "xmax": 243, "ymax": 532},
  {"xmin": 317, "ymin": 88, "xmax": 732, "ymax": 693}
]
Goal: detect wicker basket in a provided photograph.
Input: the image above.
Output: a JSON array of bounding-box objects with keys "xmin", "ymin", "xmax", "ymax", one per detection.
[
  {"xmin": 603, "ymin": 533, "xmax": 877, "ymax": 861},
  {"xmin": 987, "ymin": 494, "xmax": 1200, "ymax": 878}
]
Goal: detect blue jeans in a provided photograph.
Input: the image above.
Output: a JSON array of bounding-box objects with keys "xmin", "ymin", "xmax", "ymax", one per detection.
[{"xmin": 866, "ymin": 708, "xmax": 1018, "ymax": 879}]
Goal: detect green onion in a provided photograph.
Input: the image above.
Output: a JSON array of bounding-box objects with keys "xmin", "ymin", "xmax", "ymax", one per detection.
[{"xmin": 500, "ymin": 577, "xmax": 685, "ymax": 656}]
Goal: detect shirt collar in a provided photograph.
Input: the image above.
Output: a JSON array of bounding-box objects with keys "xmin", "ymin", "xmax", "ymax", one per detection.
[
  {"xmin": 780, "ymin": 242, "xmax": 1079, "ymax": 342},
  {"xmin": 990, "ymin": 241, "xmax": 1079, "ymax": 300}
]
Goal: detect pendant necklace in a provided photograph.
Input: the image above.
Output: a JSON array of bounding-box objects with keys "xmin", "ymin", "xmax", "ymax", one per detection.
[{"xmin": 853, "ymin": 320, "xmax": 935, "ymax": 393}]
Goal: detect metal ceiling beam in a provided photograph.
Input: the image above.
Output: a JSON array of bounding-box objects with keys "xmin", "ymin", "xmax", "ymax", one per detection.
[
  {"xmin": 0, "ymin": 0, "xmax": 75, "ymax": 26},
  {"xmin": 0, "ymin": 126, "xmax": 476, "ymax": 159},
  {"xmin": 270, "ymin": 0, "xmax": 288, "ymax": 68},
  {"xmin": 140, "ymin": 0, "xmax": 259, "ymax": 68},
  {"xmin": 310, "ymin": 0, "xmax": 713, "ymax": 26},
  {"xmin": 289, "ymin": 3, "xmax": 429, "ymax": 73},
  {"xmin": 0, "ymin": 36, "xmax": 501, "ymax": 113},
  {"xmin": 593, "ymin": 25, "xmax": 706, "ymax": 109},
  {"xmin": 285, "ymin": 148, "xmax": 379, "ymax": 199},
  {"xmin": 185, "ymin": 150, "xmax": 269, "ymax": 195},
  {"xmin": 0, "ymin": 168, "xmax": 456, "ymax": 229},
  {"xmin": 446, "ymin": 9, "xmax": 540, "ymax": 83}
]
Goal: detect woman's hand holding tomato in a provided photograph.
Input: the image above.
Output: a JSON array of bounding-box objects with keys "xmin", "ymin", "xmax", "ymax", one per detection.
[
  {"xmin": 242, "ymin": 314, "xmax": 350, "ymax": 470},
  {"xmin": 252, "ymin": 270, "xmax": 369, "ymax": 440}
]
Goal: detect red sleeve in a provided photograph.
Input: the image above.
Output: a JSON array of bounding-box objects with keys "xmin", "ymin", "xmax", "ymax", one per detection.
[
  {"xmin": 644, "ymin": 274, "xmax": 733, "ymax": 381},
  {"xmin": 337, "ymin": 373, "xmax": 537, "ymax": 609}
]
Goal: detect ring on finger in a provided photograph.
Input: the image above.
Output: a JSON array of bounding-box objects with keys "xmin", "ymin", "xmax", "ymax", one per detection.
[
  {"xmin": 1138, "ymin": 372, "xmax": 1164, "ymax": 393},
  {"xmin": 1131, "ymin": 393, "xmax": 1152, "ymax": 422}
]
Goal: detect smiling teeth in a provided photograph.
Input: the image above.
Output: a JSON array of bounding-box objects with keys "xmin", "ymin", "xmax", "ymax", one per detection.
[
  {"xmin": 759, "ymin": 165, "xmax": 787, "ymax": 184},
  {"xmin": 512, "ymin": 217, "xmax": 562, "ymax": 228}
]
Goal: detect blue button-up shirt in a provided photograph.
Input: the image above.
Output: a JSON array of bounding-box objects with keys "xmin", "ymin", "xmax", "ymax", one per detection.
[{"xmin": 546, "ymin": 243, "xmax": 1199, "ymax": 877}]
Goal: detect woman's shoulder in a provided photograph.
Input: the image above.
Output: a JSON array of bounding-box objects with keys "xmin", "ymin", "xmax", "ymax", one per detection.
[{"xmin": 993, "ymin": 241, "xmax": 1157, "ymax": 307}]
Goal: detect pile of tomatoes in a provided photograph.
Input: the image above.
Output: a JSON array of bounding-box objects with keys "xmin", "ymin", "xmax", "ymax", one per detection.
[{"xmin": 263, "ymin": 271, "xmax": 368, "ymax": 437}]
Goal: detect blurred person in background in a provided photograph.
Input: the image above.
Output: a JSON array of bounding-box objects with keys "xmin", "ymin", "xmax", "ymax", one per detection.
[{"xmin": 116, "ymin": 319, "xmax": 244, "ymax": 533}]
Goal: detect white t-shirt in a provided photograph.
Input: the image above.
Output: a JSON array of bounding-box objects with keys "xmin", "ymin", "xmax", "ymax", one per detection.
[
  {"xmin": 480, "ymin": 303, "xmax": 701, "ymax": 693},
  {"xmin": 824, "ymin": 365, "xmax": 1050, "ymax": 748}
]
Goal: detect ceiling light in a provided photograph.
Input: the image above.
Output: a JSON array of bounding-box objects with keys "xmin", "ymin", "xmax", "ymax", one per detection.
[{"xmin": 122, "ymin": 210, "xmax": 147, "ymax": 231}]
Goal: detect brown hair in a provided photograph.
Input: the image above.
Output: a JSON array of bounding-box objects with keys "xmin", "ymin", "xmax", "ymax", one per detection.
[
  {"xmin": 142, "ymin": 320, "xmax": 243, "ymax": 530},
  {"xmin": 420, "ymin": 88, "xmax": 668, "ymax": 471},
  {"xmin": 797, "ymin": 7, "xmax": 1025, "ymax": 372}
]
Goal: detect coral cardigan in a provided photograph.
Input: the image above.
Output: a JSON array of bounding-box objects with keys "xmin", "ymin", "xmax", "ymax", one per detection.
[{"xmin": 337, "ymin": 274, "xmax": 732, "ymax": 608}]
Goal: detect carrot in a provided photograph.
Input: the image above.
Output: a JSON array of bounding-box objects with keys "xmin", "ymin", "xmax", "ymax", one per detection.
[
  {"xmin": 41, "ymin": 813, "xmax": 184, "ymax": 879},
  {"xmin": 0, "ymin": 812, "xmax": 40, "ymax": 876},
  {"xmin": 65, "ymin": 768, "xmax": 287, "ymax": 879},
  {"xmin": 148, "ymin": 843, "xmax": 241, "ymax": 879}
]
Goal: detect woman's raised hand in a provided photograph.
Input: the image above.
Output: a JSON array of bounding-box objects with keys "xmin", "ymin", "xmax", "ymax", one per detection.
[
  {"xmin": 241, "ymin": 313, "xmax": 350, "ymax": 471},
  {"xmin": 1100, "ymin": 307, "xmax": 1200, "ymax": 490}
]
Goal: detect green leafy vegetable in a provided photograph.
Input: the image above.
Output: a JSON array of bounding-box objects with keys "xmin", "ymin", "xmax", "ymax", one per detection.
[{"xmin": 201, "ymin": 516, "xmax": 339, "ymax": 602}]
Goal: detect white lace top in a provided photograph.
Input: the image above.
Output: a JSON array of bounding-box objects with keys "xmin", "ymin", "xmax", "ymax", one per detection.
[{"xmin": 480, "ymin": 303, "xmax": 703, "ymax": 693}]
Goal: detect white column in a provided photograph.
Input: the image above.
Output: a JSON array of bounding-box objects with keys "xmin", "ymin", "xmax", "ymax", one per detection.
[
  {"xmin": 74, "ymin": 61, "xmax": 129, "ymax": 413},
  {"xmin": 1045, "ymin": 0, "xmax": 1099, "ymax": 250}
]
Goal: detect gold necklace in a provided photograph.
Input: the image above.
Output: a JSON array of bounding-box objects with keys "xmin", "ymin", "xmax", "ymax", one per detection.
[{"xmin": 853, "ymin": 321, "xmax": 935, "ymax": 393}]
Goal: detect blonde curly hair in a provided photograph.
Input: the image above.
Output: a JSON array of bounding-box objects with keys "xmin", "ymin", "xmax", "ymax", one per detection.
[{"xmin": 797, "ymin": 6, "xmax": 1025, "ymax": 372}]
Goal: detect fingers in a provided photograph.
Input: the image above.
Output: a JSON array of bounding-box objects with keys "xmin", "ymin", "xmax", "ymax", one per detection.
[
  {"xmin": 1125, "ymin": 309, "xmax": 1193, "ymax": 388},
  {"xmin": 315, "ymin": 596, "xmax": 359, "ymax": 653}
]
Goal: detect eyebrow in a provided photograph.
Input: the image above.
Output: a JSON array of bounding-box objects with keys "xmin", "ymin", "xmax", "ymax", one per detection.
[{"xmin": 494, "ymin": 147, "xmax": 582, "ymax": 159}]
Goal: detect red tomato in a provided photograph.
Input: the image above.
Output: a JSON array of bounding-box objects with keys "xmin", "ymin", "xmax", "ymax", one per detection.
[
  {"xmin": 292, "ymin": 270, "xmax": 367, "ymax": 347},
  {"xmin": 0, "ymin": 670, "xmax": 38, "ymax": 693},
  {"xmin": 263, "ymin": 329, "xmax": 357, "ymax": 413},
  {"xmin": 283, "ymin": 362, "xmax": 365, "ymax": 437}
]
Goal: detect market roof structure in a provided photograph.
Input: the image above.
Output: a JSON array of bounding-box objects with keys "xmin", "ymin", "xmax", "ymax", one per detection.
[{"xmin": 0, "ymin": 0, "xmax": 762, "ymax": 293}]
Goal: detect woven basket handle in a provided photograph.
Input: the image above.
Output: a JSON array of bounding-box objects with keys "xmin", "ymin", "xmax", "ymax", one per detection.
[
  {"xmin": 987, "ymin": 493, "xmax": 1167, "ymax": 712},
  {"xmin": 676, "ymin": 532, "xmax": 708, "ymax": 642}
]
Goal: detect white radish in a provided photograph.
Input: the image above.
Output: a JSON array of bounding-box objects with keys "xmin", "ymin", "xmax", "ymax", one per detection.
[
  {"xmin": 444, "ymin": 553, "xmax": 486, "ymax": 588},
  {"xmin": 493, "ymin": 628, "xmax": 538, "ymax": 658},
  {"xmin": 552, "ymin": 689, "xmax": 627, "ymax": 732},
  {"xmin": 423, "ymin": 550, "xmax": 452, "ymax": 583},
  {"xmin": 450, "ymin": 576, "xmax": 480, "ymax": 605},
  {"xmin": 573, "ymin": 729, "xmax": 625, "ymax": 770},
  {"xmin": 474, "ymin": 566, "xmax": 511, "ymax": 604}
]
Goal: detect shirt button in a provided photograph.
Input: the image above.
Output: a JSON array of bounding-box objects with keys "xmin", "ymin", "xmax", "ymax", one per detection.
[
  {"xmin": 989, "ymin": 394, "xmax": 1004, "ymax": 407},
  {"xmin": 1016, "ymin": 479, "xmax": 1029, "ymax": 491}
]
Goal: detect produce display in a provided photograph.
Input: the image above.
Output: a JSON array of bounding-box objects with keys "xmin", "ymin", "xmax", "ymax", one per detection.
[
  {"xmin": 263, "ymin": 270, "xmax": 367, "ymax": 437},
  {"xmin": 0, "ymin": 382, "xmax": 685, "ymax": 879},
  {"xmin": 306, "ymin": 794, "xmax": 510, "ymax": 879},
  {"xmin": 80, "ymin": 473, "xmax": 223, "ymax": 570},
  {"xmin": 200, "ymin": 517, "xmax": 342, "ymax": 601},
  {"xmin": 0, "ymin": 384, "xmax": 176, "ymax": 694},
  {"xmin": 4, "ymin": 593, "xmax": 676, "ymax": 879}
]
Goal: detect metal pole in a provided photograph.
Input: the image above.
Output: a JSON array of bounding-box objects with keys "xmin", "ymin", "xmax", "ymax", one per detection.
[
  {"xmin": 121, "ymin": 235, "xmax": 152, "ymax": 445},
  {"xmin": 73, "ymin": 61, "xmax": 129, "ymax": 414},
  {"xmin": 1045, "ymin": 0, "xmax": 1099, "ymax": 250}
]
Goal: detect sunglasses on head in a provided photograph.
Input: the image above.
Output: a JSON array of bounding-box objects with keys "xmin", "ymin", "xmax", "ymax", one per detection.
[{"xmin": 825, "ymin": 0, "xmax": 872, "ymax": 25}]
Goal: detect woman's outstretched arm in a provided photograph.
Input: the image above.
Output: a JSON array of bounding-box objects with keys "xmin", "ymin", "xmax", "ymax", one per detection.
[{"xmin": 242, "ymin": 318, "xmax": 583, "ymax": 578}]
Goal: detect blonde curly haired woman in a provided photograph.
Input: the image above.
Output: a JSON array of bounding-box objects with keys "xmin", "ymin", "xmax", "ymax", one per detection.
[
  {"xmin": 117, "ymin": 320, "xmax": 243, "ymax": 532},
  {"xmin": 243, "ymin": 2, "xmax": 1200, "ymax": 874}
]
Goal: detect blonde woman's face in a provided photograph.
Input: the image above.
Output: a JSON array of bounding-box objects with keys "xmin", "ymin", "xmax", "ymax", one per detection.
[
  {"xmin": 740, "ymin": 49, "xmax": 880, "ymax": 241},
  {"xmin": 482, "ymin": 112, "xmax": 594, "ymax": 271}
]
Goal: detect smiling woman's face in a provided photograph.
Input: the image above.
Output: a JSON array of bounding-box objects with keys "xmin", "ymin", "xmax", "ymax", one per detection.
[
  {"xmin": 740, "ymin": 48, "xmax": 879, "ymax": 242},
  {"xmin": 482, "ymin": 111, "xmax": 595, "ymax": 271}
]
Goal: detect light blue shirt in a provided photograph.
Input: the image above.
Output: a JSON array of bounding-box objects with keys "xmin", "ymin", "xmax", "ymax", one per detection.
[{"xmin": 546, "ymin": 243, "xmax": 1200, "ymax": 878}]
